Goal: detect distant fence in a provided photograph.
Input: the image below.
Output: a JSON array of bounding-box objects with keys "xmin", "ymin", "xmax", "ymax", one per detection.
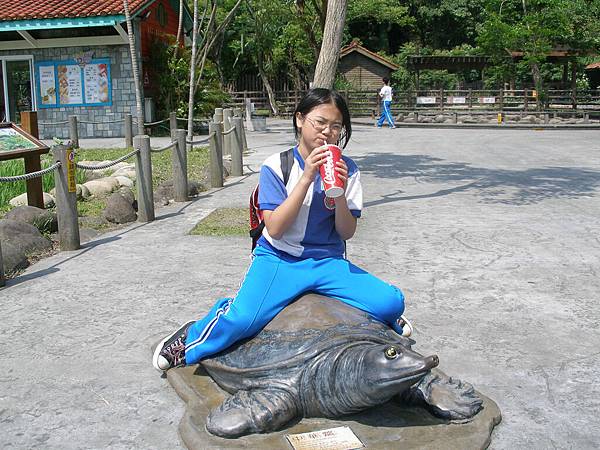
[{"xmin": 227, "ymin": 89, "xmax": 600, "ymax": 118}]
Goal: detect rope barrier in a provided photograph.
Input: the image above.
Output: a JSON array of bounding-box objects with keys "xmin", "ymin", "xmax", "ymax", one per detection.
[
  {"xmin": 0, "ymin": 161, "xmax": 61, "ymax": 183},
  {"xmin": 79, "ymin": 118, "xmax": 125, "ymax": 124},
  {"xmin": 176, "ymin": 117, "xmax": 209, "ymax": 123},
  {"xmin": 144, "ymin": 118, "xmax": 170, "ymax": 126},
  {"xmin": 39, "ymin": 121, "xmax": 69, "ymax": 126},
  {"xmin": 75, "ymin": 149, "xmax": 139, "ymax": 170},
  {"xmin": 185, "ymin": 133, "xmax": 213, "ymax": 146},
  {"xmin": 151, "ymin": 141, "xmax": 177, "ymax": 153},
  {"xmin": 222, "ymin": 126, "xmax": 236, "ymax": 135}
]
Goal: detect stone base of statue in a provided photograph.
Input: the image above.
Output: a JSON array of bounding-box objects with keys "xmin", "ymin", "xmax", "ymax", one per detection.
[{"xmin": 160, "ymin": 294, "xmax": 502, "ymax": 449}]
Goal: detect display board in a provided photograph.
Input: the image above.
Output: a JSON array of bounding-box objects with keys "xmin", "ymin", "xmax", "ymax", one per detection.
[
  {"xmin": 0, "ymin": 123, "xmax": 49, "ymax": 161},
  {"xmin": 36, "ymin": 59, "xmax": 111, "ymax": 108}
]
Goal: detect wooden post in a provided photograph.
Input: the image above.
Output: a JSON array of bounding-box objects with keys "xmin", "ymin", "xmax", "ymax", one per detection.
[
  {"xmin": 213, "ymin": 107, "xmax": 223, "ymax": 125},
  {"xmin": 584, "ymin": 112, "xmax": 589, "ymax": 124},
  {"xmin": 21, "ymin": 111, "xmax": 45, "ymax": 209},
  {"xmin": 244, "ymin": 97, "xmax": 254, "ymax": 132},
  {"xmin": 222, "ymin": 108, "xmax": 233, "ymax": 157},
  {"xmin": 172, "ymin": 129, "xmax": 188, "ymax": 202},
  {"xmin": 134, "ymin": 135, "xmax": 155, "ymax": 222},
  {"xmin": 69, "ymin": 115, "xmax": 79, "ymax": 148},
  {"xmin": 468, "ymin": 89, "xmax": 473, "ymax": 109},
  {"xmin": 524, "ymin": 89, "xmax": 529, "ymax": 111},
  {"xmin": 169, "ymin": 112, "xmax": 178, "ymax": 136},
  {"xmin": 231, "ymin": 116, "xmax": 243, "ymax": 176},
  {"xmin": 208, "ymin": 121, "xmax": 224, "ymax": 188},
  {"xmin": 0, "ymin": 241, "xmax": 5, "ymax": 287},
  {"xmin": 21, "ymin": 111, "xmax": 39, "ymax": 138},
  {"xmin": 125, "ymin": 114, "xmax": 133, "ymax": 148},
  {"xmin": 440, "ymin": 88, "xmax": 444, "ymax": 112},
  {"xmin": 544, "ymin": 113, "xmax": 549, "ymax": 124},
  {"xmin": 52, "ymin": 144, "xmax": 80, "ymax": 251},
  {"xmin": 233, "ymin": 108, "xmax": 248, "ymax": 152},
  {"xmin": 499, "ymin": 89, "xmax": 504, "ymax": 111},
  {"xmin": 23, "ymin": 155, "xmax": 45, "ymax": 209}
]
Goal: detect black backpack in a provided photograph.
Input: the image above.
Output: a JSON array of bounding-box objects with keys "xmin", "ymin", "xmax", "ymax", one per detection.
[{"xmin": 249, "ymin": 148, "xmax": 294, "ymax": 250}]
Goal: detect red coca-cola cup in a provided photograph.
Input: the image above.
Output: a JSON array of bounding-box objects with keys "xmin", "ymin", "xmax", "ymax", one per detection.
[{"xmin": 319, "ymin": 144, "xmax": 344, "ymax": 198}]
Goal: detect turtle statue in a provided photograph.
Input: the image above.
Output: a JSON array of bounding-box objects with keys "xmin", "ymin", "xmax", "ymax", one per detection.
[{"xmin": 198, "ymin": 294, "xmax": 483, "ymax": 438}]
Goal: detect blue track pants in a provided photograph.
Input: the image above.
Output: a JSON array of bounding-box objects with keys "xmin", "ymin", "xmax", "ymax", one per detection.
[
  {"xmin": 377, "ymin": 100, "xmax": 395, "ymax": 127},
  {"xmin": 184, "ymin": 245, "xmax": 406, "ymax": 364}
]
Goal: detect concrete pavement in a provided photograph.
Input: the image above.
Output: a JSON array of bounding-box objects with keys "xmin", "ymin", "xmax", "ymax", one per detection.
[{"xmin": 3, "ymin": 120, "xmax": 600, "ymax": 449}]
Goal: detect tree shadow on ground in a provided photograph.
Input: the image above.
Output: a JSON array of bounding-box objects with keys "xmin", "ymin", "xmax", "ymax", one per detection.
[{"xmin": 353, "ymin": 153, "xmax": 600, "ymax": 207}]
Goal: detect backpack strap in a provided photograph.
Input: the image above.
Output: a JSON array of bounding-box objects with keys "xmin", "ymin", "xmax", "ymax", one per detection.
[{"xmin": 280, "ymin": 148, "xmax": 294, "ymax": 186}]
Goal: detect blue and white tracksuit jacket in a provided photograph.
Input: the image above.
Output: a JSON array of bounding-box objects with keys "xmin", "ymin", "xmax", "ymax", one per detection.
[{"xmin": 184, "ymin": 146, "xmax": 406, "ymax": 364}]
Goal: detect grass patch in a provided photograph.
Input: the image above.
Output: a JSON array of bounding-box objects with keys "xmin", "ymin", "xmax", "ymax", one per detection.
[{"xmin": 190, "ymin": 207, "xmax": 249, "ymax": 236}]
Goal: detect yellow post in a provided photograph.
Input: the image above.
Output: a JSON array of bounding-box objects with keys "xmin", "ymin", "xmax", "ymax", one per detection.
[{"xmin": 497, "ymin": 113, "xmax": 503, "ymax": 125}]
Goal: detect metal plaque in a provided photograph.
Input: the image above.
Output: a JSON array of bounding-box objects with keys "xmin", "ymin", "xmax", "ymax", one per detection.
[{"xmin": 286, "ymin": 426, "xmax": 364, "ymax": 450}]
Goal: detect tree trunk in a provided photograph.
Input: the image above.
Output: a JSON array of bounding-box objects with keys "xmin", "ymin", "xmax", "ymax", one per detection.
[
  {"xmin": 176, "ymin": 0, "xmax": 184, "ymax": 47},
  {"xmin": 530, "ymin": 62, "xmax": 543, "ymax": 110},
  {"xmin": 312, "ymin": 0, "xmax": 348, "ymax": 89},
  {"xmin": 123, "ymin": 0, "xmax": 144, "ymax": 135},
  {"xmin": 258, "ymin": 62, "xmax": 279, "ymax": 116},
  {"xmin": 187, "ymin": 0, "xmax": 200, "ymax": 142}
]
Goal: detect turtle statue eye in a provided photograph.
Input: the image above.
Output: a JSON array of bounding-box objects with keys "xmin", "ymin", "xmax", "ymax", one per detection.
[{"xmin": 384, "ymin": 346, "xmax": 398, "ymax": 359}]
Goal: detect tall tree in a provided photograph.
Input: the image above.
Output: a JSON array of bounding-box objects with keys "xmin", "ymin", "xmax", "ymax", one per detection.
[
  {"xmin": 478, "ymin": 0, "xmax": 600, "ymax": 107},
  {"xmin": 123, "ymin": 0, "xmax": 144, "ymax": 135},
  {"xmin": 313, "ymin": 0, "xmax": 348, "ymax": 88}
]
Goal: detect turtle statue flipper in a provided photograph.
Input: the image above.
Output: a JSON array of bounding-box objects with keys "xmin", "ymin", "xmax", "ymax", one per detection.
[
  {"xmin": 206, "ymin": 388, "xmax": 299, "ymax": 438},
  {"xmin": 399, "ymin": 368, "xmax": 483, "ymax": 421}
]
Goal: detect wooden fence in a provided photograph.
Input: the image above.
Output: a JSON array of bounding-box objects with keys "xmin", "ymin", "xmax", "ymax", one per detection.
[{"xmin": 227, "ymin": 89, "xmax": 600, "ymax": 118}]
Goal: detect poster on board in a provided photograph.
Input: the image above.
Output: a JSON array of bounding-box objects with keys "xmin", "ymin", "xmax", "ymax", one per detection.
[
  {"xmin": 39, "ymin": 66, "xmax": 57, "ymax": 106},
  {"xmin": 84, "ymin": 63, "xmax": 109, "ymax": 104},
  {"xmin": 58, "ymin": 65, "xmax": 83, "ymax": 105}
]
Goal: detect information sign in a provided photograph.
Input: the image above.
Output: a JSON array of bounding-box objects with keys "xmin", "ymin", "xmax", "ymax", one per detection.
[
  {"xmin": 448, "ymin": 96, "xmax": 466, "ymax": 104},
  {"xmin": 286, "ymin": 426, "xmax": 364, "ymax": 450},
  {"xmin": 480, "ymin": 97, "xmax": 496, "ymax": 104},
  {"xmin": 67, "ymin": 148, "xmax": 76, "ymax": 193},
  {"xmin": 417, "ymin": 96, "xmax": 437, "ymax": 104},
  {"xmin": 36, "ymin": 59, "xmax": 112, "ymax": 108}
]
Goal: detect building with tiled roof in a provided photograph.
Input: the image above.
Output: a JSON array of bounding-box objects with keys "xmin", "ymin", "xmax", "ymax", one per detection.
[
  {"xmin": 338, "ymin": 41, "xmax": 399, "ymax": 90},
  {"xmin": 0, "ymin": 0, "xmax": 192, "ymax": 138}
]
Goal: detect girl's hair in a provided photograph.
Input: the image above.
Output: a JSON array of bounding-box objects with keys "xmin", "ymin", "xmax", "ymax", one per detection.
[{"xmin": 293, "ymin": 88, "xmax": 352, "ymax": 148}]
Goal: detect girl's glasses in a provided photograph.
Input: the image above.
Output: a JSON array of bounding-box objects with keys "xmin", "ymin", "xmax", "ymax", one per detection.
[{"xmin": 304, "ymin": 116, "xmax": 343, "ymax": 134}]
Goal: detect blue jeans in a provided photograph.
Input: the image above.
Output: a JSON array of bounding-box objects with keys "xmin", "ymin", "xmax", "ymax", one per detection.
[
  {"xmin": 184, "ymin": 245, "xmax": 406, "ymax": 363},
  {"xmin": 377, "ymin": 100, "xmax": 395, "ymax": 127}
]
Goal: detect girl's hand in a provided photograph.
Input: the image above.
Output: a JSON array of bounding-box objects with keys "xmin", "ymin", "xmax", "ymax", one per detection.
[
  {"xmin": 301, "ymin": 142, "xmax": 328, "ymax": 182},
  {"xmin": 335, "ymin": 158, "xmax": 348, "ymax": 193}
]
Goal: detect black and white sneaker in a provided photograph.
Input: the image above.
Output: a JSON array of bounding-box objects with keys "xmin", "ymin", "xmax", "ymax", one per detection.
[
  {"xmin": 397, "ymin": 315, "xmax": 413, "ymax": 337},
  {"xmin": 152, "ymin": 321, "xmax": 195, "ymax": 371}
]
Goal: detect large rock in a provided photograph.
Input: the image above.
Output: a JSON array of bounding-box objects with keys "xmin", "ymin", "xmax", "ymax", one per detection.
[
  {"xmin": 51, "ymin": 184, "xmax": 89, "ymax": 201},
  {"xmin": 111, "ymin": 165, "xmax": 137, "ymax": 179},
  {"xmin": 103, "ymin": 191, "xmax": 137, "ymax": 224},
  {"xmin": 83, "ymin": 177, "xmax": 120, "ymax": 197},
  {"xmin": 9, "ymin": 192, "xmax": 55, "ymax": 208},
  {"xmin": 115, "ymin": 176, "xmax": 134, "ymax": 188},
  {"xmin": 155, "ymin": 180, "xmax": 204, "ymax": 204},
  {"xmin": 0, "ymin": 219, "xmax": 52, "ymax": 260},
  {"xmin": 3, "ymin": 205, "xmax": 58, "ymax": 233},
  {"xmin": 1, "ymin": 240, "xmax": 29, "ymax": 275}
]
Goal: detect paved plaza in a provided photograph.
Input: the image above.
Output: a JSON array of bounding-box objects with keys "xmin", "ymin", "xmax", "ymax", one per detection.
[{"xmin": 2, "ymin": 121, "xmax": 599, "ymax": 449}]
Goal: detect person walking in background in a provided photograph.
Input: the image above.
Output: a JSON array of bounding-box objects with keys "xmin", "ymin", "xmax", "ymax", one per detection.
[{"xmin": 377, "ymin": 77, "xmax": 395, "ymax": 128}]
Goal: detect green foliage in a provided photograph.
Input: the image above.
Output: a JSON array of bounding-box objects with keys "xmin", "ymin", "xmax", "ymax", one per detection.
[{"xmin": 148, "ymin": 37, "xmax": 230, "ymax": 119}]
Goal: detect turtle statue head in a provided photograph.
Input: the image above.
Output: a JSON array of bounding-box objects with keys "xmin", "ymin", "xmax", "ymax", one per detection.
[{"xmin": 354, "ymin": 342, "xmax": 439, "ymax": 404}]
